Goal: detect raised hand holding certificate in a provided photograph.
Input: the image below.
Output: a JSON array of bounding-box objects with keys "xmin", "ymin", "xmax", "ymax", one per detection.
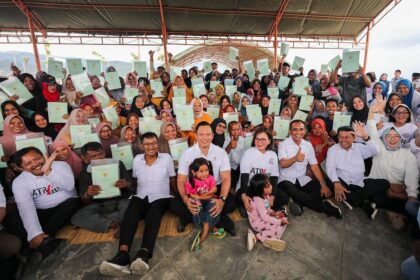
[
  {"xmin": 102, "ymin": 106, "xmax": 119, "ymax": 129},
  {"xmin": 293, "ymin": 76, "xmax": 309, "ymax": 96},
  {"xmin": 292, "ymin": 110, "xmax": 308, "ymax": 122},
  {"xmin": 15, "ymin": 133, "xmax": 47, "ymax": 155},
  {"xmin": 209, "ymin": 81, "xmax": 220, "ymax": 91},
  {"xmin": 175, "ymin": 104, "xmax": 194, "ymax": 131},
  {"xmin": 169, "ymin": 138, "xmax": 189, "ymax": 161},
  {"xmin": 140, "ymin": 106, "xmax": 157, "ymax": 118},
  {"xmin": 222, "ymin": 112, "xmax": 239, "ymax": 124},
  {"xmin": 133, "ymin": 61, "xmax": 148, "ymax": 78},
  {"xmin": 169, "ymin": 66, "xmax": 182, "ymax": 80},
  {"xmin": 273, "ymin": 117, "xmax": 290, "ymax": 140},
  {"xmin": 86, "ymin": 59, "xmax": 102, "ymax": 76},
  {"xmin": 138, "ymin": 118, "xmax": 162, "ymax": 135},
  {"xmin": 225, "ymin": 85, "xmax": 237, "ymax": 100},
  {"xmin": 105, "ymin": 72, "xmax": 121, "ymax": 90},
  {"xmin": 328, "ymin": 55, "xmax": 341, "ymax": 71},
  {"xmin": 47, "ymin": 59, "xmax": 64, "ymax": 79},
  {"xmin": 203, "ymin": 61, "xmax": 212, "ymax": 73},
  {"xmin": 342, "ymin": 51, "xmax": 360, "ymax": 73},
  {"xmin": 268, "ymin": 99, "xmax": 281, "ymax": 115},
  {"xmin": 333, "ymin": 112, "xmax": 352, "ymax": 131},
  {"xmin": 71, "ymin": 73, "xmax": 94, "ymax": 96},
  {"xmin": 173, "ymin": 87, "xmax": 186, "ymax": 97},
  {"xmin": 278, "ymin": 76, "xmax": 290, "ymax": 91},
  {"xmin": 123, "ymin": 87, "xmax": 138, "ymax": 104},
  {"xmin": 280, "ymin": 42, "xmax": 289, "ymax": 56},
  {"xmin": 94, "ymin": 87, "xmax": 111, "ymax": 107},
  {"xmin": 229, "ymin": 47, "xmax": 239, "ymax": 61},
  {"xmin": 70, "ymin": 125, "xmax": 92, "ymax": 148},
  {"xmin": 243, "ymin": 60, "xmax": 255, "ymax": 78},
  {"xmin": 172, "ymin": 96, "xmax": 186, "ymax": 115},
  {"xmin": 150, "ymin": 79, "xmax": 164, "ymax": 98},
  {"xmin": 111, "ymin": 142, "xmax": 134, "ymax": 170},
  {"xmin": 192, "ymin": 83, "xmax": 206, "ymax": 97},
  {"xmin": 257, "ymin": 58, "xmax": 270, "ymax": 76},
  {"xmin": 91, "ymin": 159, "xmax": 120, "ymax": 199},
  {"xmin": 0, "ymin": 78, "xmax": 33, "ymax": 105},
  {"xmin": 291, "ymin": 56, "xmax": 305, "ymax": 71},
  {"xmin": 320, "ymin": 64, "xmax": 328, "ymax": 74},
  {"xmin": 207, "ymin": 105, "xmax": 220, "ymax": 120},
  {"xmin": 48, "ymin": 102, "xmax": 68, "ymax": 123},
  {"xmin": 79, "ymin": 133, "xmax": 100, "ymax": 147},
  {"xmin": 298, "ymin": 95, "xmax": 314, "ymax": 112},
  {"xmin": 267, "ymin": 87, "xmax": 279, "ymax": 99},
  {"xmin": 246, "ymin": 104, "xmax": 263, "ymax": 125},
  {"xmin": 66, "ymin": 58, "xmax": 83, "ymax": 75}
]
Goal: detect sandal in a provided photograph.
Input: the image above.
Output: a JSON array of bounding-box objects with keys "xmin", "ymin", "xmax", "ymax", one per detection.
[
  {"xmin": 190, "ymin": 231, "xmax": 201, "ymax": 252},
  {"xmin": 211, "ymin": 228, "xmax": 226, "ymax": 239}
]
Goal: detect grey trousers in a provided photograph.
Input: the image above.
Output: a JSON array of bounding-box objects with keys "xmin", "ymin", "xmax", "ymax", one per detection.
[{"xmin": 71, "ymin": 199, "xmax": 130, "ymax": 233}]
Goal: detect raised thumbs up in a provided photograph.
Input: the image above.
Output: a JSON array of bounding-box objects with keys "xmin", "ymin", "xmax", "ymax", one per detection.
[{"xmin": 296, "ymin": 146, "xmax": 305, "ymax": 162}]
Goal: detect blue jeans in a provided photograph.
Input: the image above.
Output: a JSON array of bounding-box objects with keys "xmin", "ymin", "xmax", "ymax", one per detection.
[
  {"xmin": 405, "ymin": 200, "xmax": 420, "ymax": 221},
  {"xmin": 401, "ymin": 255, "xmax": 420, "ymax": 280},
  {"xmin": 192, "ymin": 200, "xmax": 220, "ymax": 228}
]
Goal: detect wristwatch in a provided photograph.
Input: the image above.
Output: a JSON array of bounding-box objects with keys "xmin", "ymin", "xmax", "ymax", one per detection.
[{"xmin": 220, "ymin": 196, "xmax": 227, "ymax": 202}]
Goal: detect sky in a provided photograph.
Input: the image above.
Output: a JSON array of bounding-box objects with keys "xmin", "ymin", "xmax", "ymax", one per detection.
[{"xmin": 1, "ymin": 0, "xmax": 419, "ymax": 78}]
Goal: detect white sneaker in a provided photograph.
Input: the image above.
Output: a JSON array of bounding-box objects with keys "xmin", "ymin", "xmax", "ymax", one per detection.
[
  {"xmin": 130, "ymin": 258, "xmax": 150, "ymax": 275},
  {"xmin": 247, "ymin": 229, "xmax": 256, "ymax": 251}
]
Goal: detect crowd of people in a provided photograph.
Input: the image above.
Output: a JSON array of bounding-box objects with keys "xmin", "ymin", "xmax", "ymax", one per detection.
[{"xmin": 0, "ymin": 50, "xmax": 419, "ymax": 279}]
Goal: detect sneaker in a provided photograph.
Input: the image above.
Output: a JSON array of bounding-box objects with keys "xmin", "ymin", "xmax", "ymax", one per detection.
[
  {"xmin": 99, "ymin": 251, "xmax": 131, "ymax": 277},
  {"xmin": 288, "ymin": 200, "xmax": 303, "ymax": 216},
  {"xmin": 37, "ymin": 237, "xmax": 62, "ymax": 261},
  {"xmin": 176, "ymin": 217, "xmax": 186, "ymax": 233},
  {"xmin": 363, "ymin": 203, "xmax": 378, "ymax": 220},
  {"xmin": 262, "ymin": 239, "xmax": 286, "ymax": 252},
  {"xmin": 342, "ymin": 200, "xmax": 353, "ymax": 211},
  {"xmin": 130, "ymin": 249, "xmax": 150, "ymax": 275},
  {"xmin": 324, "ymin": 200, "xmax": 343, "ymax": 219},
  {"xmin": 238, "ymin": 205, "xmax": 248, "ymax": 218},
  {"xmin": 247, "ymin": 229, "xmax": 256, "ymax": 252}
]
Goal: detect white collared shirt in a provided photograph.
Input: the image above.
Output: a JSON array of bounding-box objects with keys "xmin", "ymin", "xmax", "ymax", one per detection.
[
  {"xmin": 178, "ymin": 143, "xmax": 231, "ymax": 185},
  {"xmin": 12, "ymin": 161, "xmax": 77, "ymax": 241},
  {"xmin": 223, "ymin": 135, "xmax": 247, "ymax": 170},
  {"xmin": 326, "ymin": 141, "xmax": 378, "ymax": 187},
  {"xmin": 0, "ymin": 185, "xmax": 5, "ymax": 208},
  {"xmin": 278, "ymin": 137, "xmax": 317, "ymax": 186},
  {"xmin": 132, "ymin": 153, "xmax": 175, "ymax": 203}
]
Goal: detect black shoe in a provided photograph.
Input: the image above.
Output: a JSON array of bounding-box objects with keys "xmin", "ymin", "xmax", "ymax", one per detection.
[
  {"xmin": 99, "ymin": 251, "xmax": 131, "ymax": 276},
  {"xmin": 288, "ymin": 200, "xmax": 303, "ymax": 216},
  {"xmin": 324, "ymin": 200, "xmax": 343, "ymax": 219},
  {"xmin": 220, "ymin": 215, "xmax": 236, "ymax": 236},
  {"xmin": 363, "ymin": 203, "xmax": 378, "ymax": 220},
  {"xmin": 279, "ymin": 207, "xmax": 289, "ymax": 219},
  {"xmin": 238, "ymin": 205, "xmax": 248, "ymax": 218},
  {"xmin": 176, "ymin": 217, "xmax": 187, "ymax": 233},
  {"xmin": 130, "ymin": 248, "xmax": 150, "ymax": 275},
  {"xmin": 37, "ymin": 237, "xmax": 62, "ymax": 260}
]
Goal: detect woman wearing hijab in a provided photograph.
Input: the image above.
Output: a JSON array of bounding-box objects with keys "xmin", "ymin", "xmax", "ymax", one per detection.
[
  {"xmin": 106, "ymin": 66, "xmax": 125, "ymax": 102},
  {"xmin": 181, "ymin": 98, "xmax": 213, "ymax": 145},
  {"xmin": 350, "ymin": 95, "xmax": 369, "ymax": 124},
  {"xmin": 167, "ymin": 75, "xmax": 193, "ymax": 103},
  {"xmin": 259, "ymin": 95, "xmax": 270, "ymax": 116},
  {"xmin": 96, "ymin": 122, "xmax": 119, "ymax": 157},
  {"xmin": 235, "ymin": 77, "xmax": 246, "ymax": 93},
  {"xmin": 310, "ymin": 100, "xmax": 328, "ymax": 121},
  {"xmin": 0, "ymin": 115, "xmax": 30, "ymax": 157},
  {"xmin": 214, "ymin": 84, "xmax": 225, "ymax": 104},
  {"xmin": 247, "ymin": 79, "xmax": 263, "ymax": 104},
  {"xmin": 54, "ymin": 109, "xmax": 90, "ymax": 146},
  {"xmin": 159, "ymin": 99, "xmax": 174, "ymax": 116},
  {"xmin": 18, "ymin": 73, "xmax": 48, "ymax": 114},
  {"xmin": 367, "ymin": 100, "xmax": 418, "ymax": 229},
  {"xmin": 30, "ymin": 111, "xmax": 58, "ymax": 140},
  {"xmin": 239, "ymin": 95, "xmax": 251, "ymax": 127},
  {"xmin": 61, "ymin": 76, "xmax": 82, "ymax": 108},
  {"xmin": 159, "ymin": 109, "xmax": 176, "ymax": 124},
  {"xmin": 128, "ymin": 95, "xmax": 148, "ymax": 118},
  {"xmin": 126, "ymin": 72, "xmax": 138, "ymax": 88},
  {"xmin": 210, "ymin": 118, "xmax": 227, "ymax": 148},
  {"xmin": 308, "ymin": 118, "xmax": 330, "ymax": 164},
  {"xmin": 50, "ymin": 140, "xmax": 83, "ymax": 179},
  {"xmin": 396, "ymin": 79, "xmax": 420, "ymax": 121},
  {"xmin": 158, "ymin": 121, "xmax": 179, "ymax": 154},
  {"xmin": 40, "ymin": 75, "xmax": 60, "ymax": 102},
  {"xmin": 119, "ymin": 125, "xmax": 143, "ymax": 156},
  {"xmin": 385, "ymin": 92, "xmax": 403, "ymax": 117}
]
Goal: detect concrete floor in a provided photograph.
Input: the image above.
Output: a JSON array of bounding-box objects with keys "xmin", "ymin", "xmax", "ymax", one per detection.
[{"xmin": 23, "ymin": 207, "xmax": 412, "ymax": 280}]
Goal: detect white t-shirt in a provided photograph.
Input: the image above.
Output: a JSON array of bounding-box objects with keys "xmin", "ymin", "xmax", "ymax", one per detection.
[
  {"xmin": 0, "ymin": 185, "xmax": 5, "ymax": 208},
  {"xmin": 132, "ymin": 153, "xmax": 175, "ymax": 203},
  {"xmin": 12, "ymin": 161, "xmax": 77, "ymax": 241},
  {"xmin": 278, "ymin": 137, "xmax": 317, "ymax": 186},
  {"xmin": 178, "ymin": 143, "xmax": 231, "ymax": 185},
  {"xmin": 238, "ymin": 147, "xmax": 279, "ymax": 191},
  {"xmin": 223, "ymin": 135, "xmax": 247, "ymax": 170}
]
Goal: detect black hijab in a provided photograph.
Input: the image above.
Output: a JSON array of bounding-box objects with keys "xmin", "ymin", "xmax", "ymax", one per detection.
[
  {"xmin": 18, "ymin": 73, "xmax": 48, "ymax": 113},
  {"xmin": 350, "ymin": 95, "xmax": 369, "ymax": 124},
  {"xmin": 29, "ymin": 111, "xmax": 58, "ymax": 140},
  {"xmin": 211, "ymin": 118, "xmax": 227, "ymax": 148}
]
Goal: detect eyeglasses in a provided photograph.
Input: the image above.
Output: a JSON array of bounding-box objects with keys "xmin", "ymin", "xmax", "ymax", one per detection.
[
  {"xmin": 143, "ymin": 142, "xmax": 158, "ymax": 147},
  {"xmin": 395, "ymin": 111, "xmax": 409, "ymax": 116},
  {"xmin": 255, "ymin": 138, "xmax": 269, "ymax": 142}
]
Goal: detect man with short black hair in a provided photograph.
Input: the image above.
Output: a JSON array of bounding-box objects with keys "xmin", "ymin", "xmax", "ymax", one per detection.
[
  {"xmin": 391, "ymin": 69, "xmax": 403, "ymax": 92},
  {"xmin": 205, "ymin": 62, "xmax": 218, "ymax": 82}
]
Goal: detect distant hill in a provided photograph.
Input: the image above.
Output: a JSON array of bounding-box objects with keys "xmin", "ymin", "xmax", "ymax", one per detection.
[{"xmin": 0, "ymin": 51, "xmax": 133, "ymax": 77}]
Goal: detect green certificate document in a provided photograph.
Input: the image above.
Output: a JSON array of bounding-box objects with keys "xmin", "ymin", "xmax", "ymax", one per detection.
[
  {"xmin": 333, "ymin": 112, "xmax": 352, "ymax": 131},
  {"xmin": 47, "ymin": 59, "xmax": 64, "ymax": 79},
  {"xmin": 292, "ymin": 110, "xmax": 308, "ymax": 122},
  {"xmin": 191, "ymin": 78, "xmax": 203, "ymax": 86},
  {"xmin": 86, "ymin": 59, "xmax": 102, "ymax": 76},
  {"xmin": 173, "ymin": 87, "xmax": 186, "ymax": 97},
  {"xmin": 79, "ymin": 133, "xmax": 100, "ymax": 147},
  {"xmin": 15, "ymin": 134, "xmax": 47, "ymax": 155},
  {"xmin": 47, "ymin": 102, "xmax": 68, "ymax": 123},
  {"xmin": 328, "ymin": 55, "xmax": 341, "ymax": 71},
  {"xmin": 71, "ymin": 73, "xmax": 94, "ymax": 96},
  {"xmin": 273, "ymin": 117, "xmax": 290, "ymax": 140},
  {"xmin": 111, "ymin": 143, "xmax": 134, "ymax": 170},
  {"xmin": 169, "ymin": 138, "xmax": 189, "ymax": 161},
  {"xmin": 70, "ymin": 125, "xmax": 92, "ymax": 148},
  {"xmin": 87, "ymin": 117, "xmax": 100, "ymax": 127},
  {"xmin": 124, "ymin": 87, "xmax": 138, "ymax": 104},
  {"xmin": 102, "ymin": 106, "xmax": 119, "ymax": 129},
  {"xmin": 268, "ymin": 99, "xmax": 281, "ymax": 115},
  {"xmin": 0, "ymin": 145, "xmax": 7, "ymax": 168},
  {"xmin": 105, "ymin": 72, "xmax": 121, "ymax": 90},
  {"xmin": 133, "ymin": 61, "xmax": 148, "ymax": 78},
  {"xmin": 94, "ymin": 87, "xmax": 111, "ymax": 107},
  {"xmin": 170, "ymin": 66, "xmax": 182, "ymax": 80},
  {"xmin": 210, "ymin": 81, "xmax": 220, "ymax": 91},
  {"xmin": 244, "ymin": 132, "xmax": 253, "ymax": 149},
  {"xmin": 172, "ymin": 96, "xmax": 186, "ymax": 115},
  {"xmin": 66, "ymin": 58, "xmax": 83, "ymax": 75},
  {"xmin": 246, "ymin": 104, "xmax": 263, "ymax": 125},
  {"xmin": 0, "ymin": 113, "xmax": 4, "ymax": 131},
  {"xmin": 139, "ymin": 118, "xmax": 162, "ymax": 135},
  {"xmin": 342, "ymin": 51, "xmax": 360, "ymax": 73},
  {"xmin": 229, "ymin": 47, "xmax": 239, "ymax": 61},
  {"xmin": 243, "ymin": 60, "xmax": 255, "ymax": 78},
  {"xmin": 291, "ymin": 56, "xmax": 305, "ymax": 71},
  {"xmin": 293, "ymin": 76, "xmax": 309, "ymax": 96},
  {"xmin": 150, "ymin": 79, "xmax": 164, "ymax": 98},
  {"xmin": 91, "ymin": 161, "xmax": 120, "ymax": 199},
  {"xmin": 141, "ymin": 106, "xmax": 157, "ymax": 118},
  {"xmin": 224, "ymin": 79, "xmax": 234, "ymax": 86},
  {"xmin": 175, "ymin": 104, "xmax": 194, "ymax": 131},
  {"xmin": 192, "ymin": 83, "xmax": 206, "ymax": 97},
  {"xmin": 267, "ymin": 87, "xmax": 279, "ymax": 99},
  {"xmin": 320, "ymin": 64, "xmax": 328, "ymax": 74},
  {"xmin": 298, "ymin": 95, "xmax": 314, "ymax": 112},
  {"xmin": 222, "ymin": 112, "xmax": 239, "ymax": 124},
  {"xmin": 280, "ymin": 42, "xmax": 289, "ymax": 56},
  {"xmin": 0, "ymin": 78, "xmax": 33, "ymax": 105},
  {"xmin": 278, "ymin": 76, "xmax": 290, "ymax": 91},
  {"xmin": 225, "ymin": 85, "xmax": 237, "ymax": 100},
  {"xmin": 257, "ymin": 59, "xmax": 269, "ymax": 76},
  {"xmin": 203, "ymin": 61, "xmax": 212, "ymax": 73},
  {"xmin": 206, "ymin": 105, "xmax": 220, "ymax": 120}
]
